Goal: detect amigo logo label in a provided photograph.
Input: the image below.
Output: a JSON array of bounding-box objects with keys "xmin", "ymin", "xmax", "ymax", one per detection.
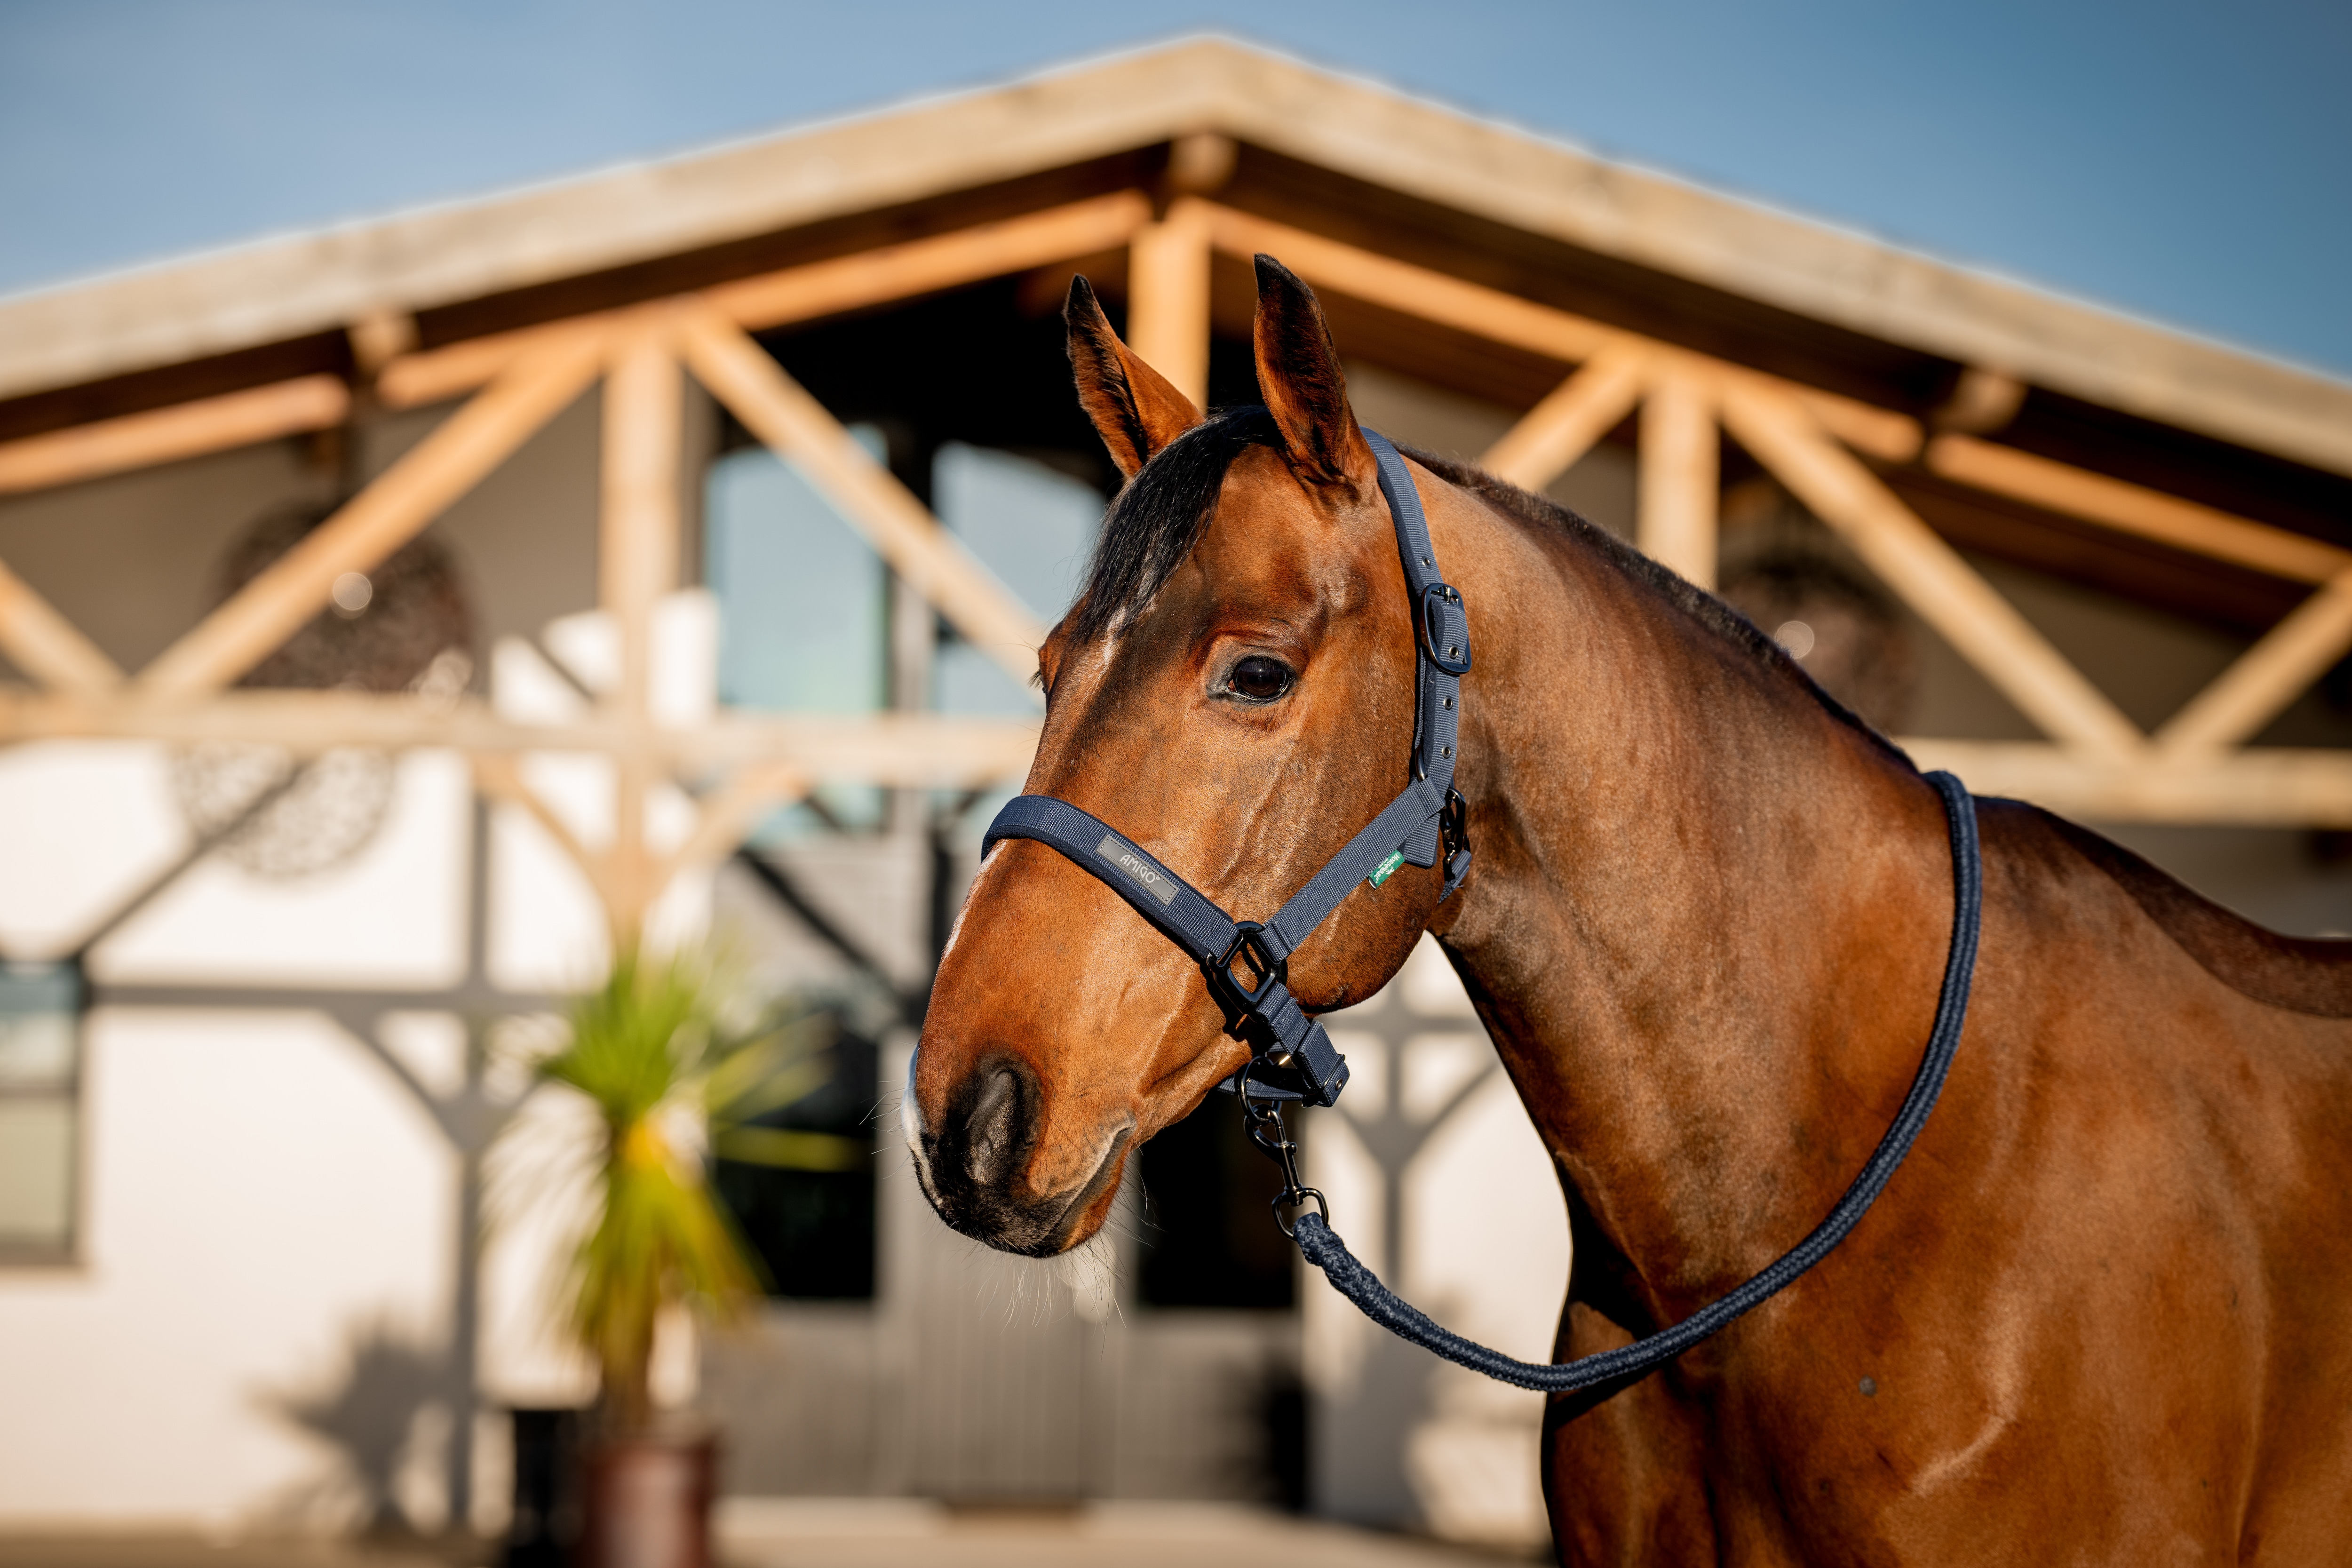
[{"xmin": 1096, "ymin": 834, "xmax": 1178, "ymax": 906}]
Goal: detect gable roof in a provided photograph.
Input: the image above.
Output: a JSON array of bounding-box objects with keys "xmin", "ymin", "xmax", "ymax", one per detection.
[{"xmin": 5, "ymin": 36, "xmax": 2349, "ymax": 478}]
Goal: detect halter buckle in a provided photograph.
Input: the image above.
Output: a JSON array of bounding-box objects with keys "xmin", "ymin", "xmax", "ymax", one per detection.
[
  {"xmin": 1418, "ymin": 582, "xmax": 1472, "ymax": 677},
  {"xmin": 1207, "ymin": 922, "xmax": 1288, "ymax": 1024}
]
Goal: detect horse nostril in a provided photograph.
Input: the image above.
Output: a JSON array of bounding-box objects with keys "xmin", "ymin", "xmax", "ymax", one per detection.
[{"xmin": 959, "ymin": 1062, "xmax": 1034, "ymax": 1189}]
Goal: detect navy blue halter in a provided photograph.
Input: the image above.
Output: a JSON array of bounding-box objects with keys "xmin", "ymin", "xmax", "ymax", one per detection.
[
  {"xmin": 984, "ymin": 429, "xmax": 1466, "ymax": 1108},
  {"xmin": 980, "ymin": 427, "xmax": 1981, "ymax": 1395}
]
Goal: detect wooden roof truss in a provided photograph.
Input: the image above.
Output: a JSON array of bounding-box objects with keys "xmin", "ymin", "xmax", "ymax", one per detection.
[{"xmin": 1, "ymin": 183, "xmax": 2346, "ymax": 938}]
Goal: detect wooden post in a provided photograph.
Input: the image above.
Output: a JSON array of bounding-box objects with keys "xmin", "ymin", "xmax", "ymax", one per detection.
[
  {"xmin": 1638, "ymin": 369, "xmax": 1719, "ymax": 589},
  {"xmin": 598, "ymin": 322, "xmax": 684, "ymax": 946},
  {"xmin": 1127, "ymin": 196, "xmax": 1214, "ymax": 410},
  {"xmin": 1482, "ymin": 346, "xmax": 1647, "ymax": 492}
]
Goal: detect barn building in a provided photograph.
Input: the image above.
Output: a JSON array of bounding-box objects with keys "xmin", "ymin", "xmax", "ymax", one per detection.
[{"xmin": 1, "ymin": 38, "xmax": 2348, "ymax": 1551}]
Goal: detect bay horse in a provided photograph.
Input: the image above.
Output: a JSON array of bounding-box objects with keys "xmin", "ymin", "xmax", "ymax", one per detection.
[{"xmin": 905, "ymin": 255, "xmax": 2352, "ymax": 1561}]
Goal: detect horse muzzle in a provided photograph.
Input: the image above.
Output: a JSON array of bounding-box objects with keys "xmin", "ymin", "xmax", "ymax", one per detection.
[{"xmin": 908, "ymin": 1053, "xmax": 1131, "ymax": 1256}]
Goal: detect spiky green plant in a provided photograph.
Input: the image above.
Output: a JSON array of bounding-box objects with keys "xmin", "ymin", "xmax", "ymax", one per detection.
[{"xmin": 528, "ymin": 947, "xmax": 868, "ymax": 1434}]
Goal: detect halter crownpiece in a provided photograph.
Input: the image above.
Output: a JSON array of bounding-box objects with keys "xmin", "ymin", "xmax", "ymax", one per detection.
[{"xmin": 982, "ymin": 429, "xmax": 1466, "ymax": 1108}]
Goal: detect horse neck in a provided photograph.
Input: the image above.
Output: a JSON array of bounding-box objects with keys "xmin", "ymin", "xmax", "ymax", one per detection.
[{"xmin": 1437, "ymin": 507, "xmax": 1948, "ymax": 1316}]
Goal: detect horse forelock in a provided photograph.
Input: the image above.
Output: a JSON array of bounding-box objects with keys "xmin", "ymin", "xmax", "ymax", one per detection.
[{"xmin": 1069, "ymin": 406, "xmax": 1282, "ymax": 643}]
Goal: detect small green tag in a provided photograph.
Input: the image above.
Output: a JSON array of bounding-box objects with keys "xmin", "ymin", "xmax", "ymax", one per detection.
[{"xmin": 1367, "ymin": 849, "xmax": 1406, "ymax": 888}]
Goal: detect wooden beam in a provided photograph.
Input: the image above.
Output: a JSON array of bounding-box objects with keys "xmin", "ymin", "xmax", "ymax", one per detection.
[
  {"xmin": 671, "ymin": 761, "xmax": 811, "ymax": 874},
  {"xmin": 599, "ymin": 324, "xmax": 682, "ymax": 720},
  {"xmin": 2156, "ymin": 571, "xmax": 2352, "ymax": 758},
  {"xmin": 1719, "ymin": 378, "xmax": 2147, "ymax": 762},
  {"xmin": 377, "ymin": 192, "xmax": 1153, "ymax": 409},
  {"xmin": 1479, "ymin": 345, "xmax": 1647, "ymax": 491},
  {"xmin": 1637, "ymin": 367, "xmax": 1719, "ymax": 588},
  {"xmin": 0, "ymin": 687, "xmax": 1041, "ymax": 780},
  {"xmin": 1926, "ymin": 434, "xmax": 2350, "ymax": 585},
  {"xmin": 474, "ymin": 753, "xmax": 613, "ymax": 907},
  {"xmin": 1198, "ymin": 203, "xmax": 1922, "ymax": 463},
  {"xmin": 1902, "ymin": 739, "xmax": 2352, "ymax": 828},
  {"xmin": 0, "ymin": 560, "xmax": 123, "ymax": 693},
  {"xmin": 1127, "ymin": 196, "xmax": 1214, "ymax": 409},
  {"xmin": 136, "ymin": 330, "xmax": 606, "ymax": 700},
  {"xmin": 0, "ymin": 375, "xmax": 350, "ymax": 496},
  {"xmin": 596, "ymin": 322, "xmax": 686, "ymax": 943},
  {"xmin": 675, "ymin": 302, "xmax": 1048, "ymax": 688}
]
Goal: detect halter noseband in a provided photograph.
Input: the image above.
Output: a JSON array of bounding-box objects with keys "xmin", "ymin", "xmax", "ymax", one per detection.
[{"xmin": 981, "ymin": 430, "xmax": 1463, "ymax": 1108}]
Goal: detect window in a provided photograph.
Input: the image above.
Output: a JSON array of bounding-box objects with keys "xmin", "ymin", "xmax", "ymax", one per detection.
[
  {"xmin": 931, "ymin": 443, "xmax": 1104, "ymax": 715},
  {"xmin": 710, "ymin": 1008, "xmax": 878, "ymax": 1301},
  {"xmin": 0, "ymin": 961, "xmax": 82, "ymax": 1260},
  {"xmin": 1135, "ymin": 1093, "xmax": 1297, "ymax": 1310},
  {"xmin": 706, "ymin": 435, "xmax": 889, "ymax": 832}
]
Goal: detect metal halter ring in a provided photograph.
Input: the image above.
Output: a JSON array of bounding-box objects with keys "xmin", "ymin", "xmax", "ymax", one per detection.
[{"xmin": 1272, "ymin": 1186, "xmax": 1329, "ymax": 1239}]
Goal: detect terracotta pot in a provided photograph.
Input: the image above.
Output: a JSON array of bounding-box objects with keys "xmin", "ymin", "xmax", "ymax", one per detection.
[{"xmin": 577, "ymin": 1429, "xmax": 718, "ymax": 1568}]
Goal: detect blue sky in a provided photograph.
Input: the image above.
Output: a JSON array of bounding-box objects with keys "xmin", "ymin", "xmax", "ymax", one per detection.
[{"xmin": 4, "ymin": 1, "xmax": 2348, "ymax": 376}]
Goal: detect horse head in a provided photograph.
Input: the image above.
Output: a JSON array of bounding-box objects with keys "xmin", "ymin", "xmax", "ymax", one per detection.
[{"xmin": 906, "ymin": 258, "xmax": 1474, "ymax": 1255}]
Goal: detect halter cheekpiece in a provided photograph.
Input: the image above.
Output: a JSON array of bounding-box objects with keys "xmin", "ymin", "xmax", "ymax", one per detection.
[{"xmin": 980, "ymin": 429, "xmax": 1981, "ymax": 1395}]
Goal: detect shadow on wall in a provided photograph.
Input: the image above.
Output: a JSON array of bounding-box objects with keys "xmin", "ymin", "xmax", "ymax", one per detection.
[{"xmin": 260, "ymin": 1319, "xmax": 453, "ymax": 1537}]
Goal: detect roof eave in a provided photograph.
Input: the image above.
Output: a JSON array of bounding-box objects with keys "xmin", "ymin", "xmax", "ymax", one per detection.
[{"xmin": 4, "ymin": 36, "xmax": 2347, "ymax": 479}]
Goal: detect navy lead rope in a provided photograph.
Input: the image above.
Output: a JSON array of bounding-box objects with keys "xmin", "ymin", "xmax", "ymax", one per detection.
[{"xmin": 1289, "ymin": 769, "xmax": 1981, "ymax": 1393}]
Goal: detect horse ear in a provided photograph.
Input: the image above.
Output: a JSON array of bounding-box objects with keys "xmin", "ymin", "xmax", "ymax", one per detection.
[
  {"xmin": 1250, "ymin": 255, "xmax": 1378, "ymax": 494},
  {"xmin": 1065, "ymin": 275, "xmax": 1202, "ymax": 478}
]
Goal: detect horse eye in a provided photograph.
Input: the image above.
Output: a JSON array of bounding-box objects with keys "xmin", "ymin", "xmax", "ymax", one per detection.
[{"xmin": 1225, "ymin": 655, "xmax": 1295, "ymax": 702}]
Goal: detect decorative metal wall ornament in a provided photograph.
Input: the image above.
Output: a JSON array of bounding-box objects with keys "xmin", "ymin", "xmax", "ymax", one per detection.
[{"xmin": 168, "ymin": 499, "xmax": 475, "ymax": 880}]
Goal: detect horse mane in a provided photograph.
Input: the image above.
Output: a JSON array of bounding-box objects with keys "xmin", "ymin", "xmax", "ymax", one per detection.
[
  {"xmin": 1404, "ymin": 449, "xmax": 1907, "ymax": 762},
  {"xmin": 1070, "ymin": 404, "xmax": 1904, "ymax": 762}
]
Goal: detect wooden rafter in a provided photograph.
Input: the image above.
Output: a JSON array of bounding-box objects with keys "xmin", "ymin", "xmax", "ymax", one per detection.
[
  {"xmin": 377, "ymin": 191, "xmax": 1153, "ymax": 410},
  {"xmin": 2156, "ymin": 573, "xmax": 2352, "ymax": 758},
  {"xmin": 675, "ymin": 301, "xmax": 1048, "ymax": 687},
  {"xmin": 1717, "ymin": 378, "xmax": 2148, "ymax": 762},
  {"xmin": 137, "ymin": 329, "xmax": 607, "ymax": 700},
  {"xmin": 0, "ymin": 562, "xmax": 122, "ymax": 695},
  {"xmin": 1925, "ymin": 435, "xmax": 2348, "ymax": 585},
  {"xmin": 0, "ymin": 375, "xmax": 350, "ymax": 497},
  {"xmin": 1199, "ymin": 202, "xmax": 1923, "ymax": 465},
  {"xmin": 1479, "ymin": 345, "xmax": 1647, "ymax": 492}
]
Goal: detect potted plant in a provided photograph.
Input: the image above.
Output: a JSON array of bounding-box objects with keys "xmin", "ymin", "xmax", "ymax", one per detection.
[{"xmin": 514, "ymin": 947, "xmax": 855, "ymax": 1568}]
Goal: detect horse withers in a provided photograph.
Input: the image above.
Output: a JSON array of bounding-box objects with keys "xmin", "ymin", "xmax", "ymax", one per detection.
[{"xmin": 904, "ymin": 255, "xmax": 2352, "ymax": 1561}]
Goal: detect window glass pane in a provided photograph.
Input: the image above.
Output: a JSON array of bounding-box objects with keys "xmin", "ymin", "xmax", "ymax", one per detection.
[
  {"xmin": 0, "ymin": 964, "xmax": 79, "ymax": 1089},
  {"xmin": 707, "ymin": 433, "xmax": 889, "ymax": 832},
  {"xmin": 0, "ymin": 1099, "xmax": 74, "ymax": 1248},
  {"xmin": 710, "ymin": 1009, "xmax": 877, "ymax": 1301},
  {"xmin": 1136, "ymin": 1095, "xmax": 1297, "ymax": 1310},
  {"xmin": 932, "ymin": 444, "xmax": 1104, "ymax": 716}
]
